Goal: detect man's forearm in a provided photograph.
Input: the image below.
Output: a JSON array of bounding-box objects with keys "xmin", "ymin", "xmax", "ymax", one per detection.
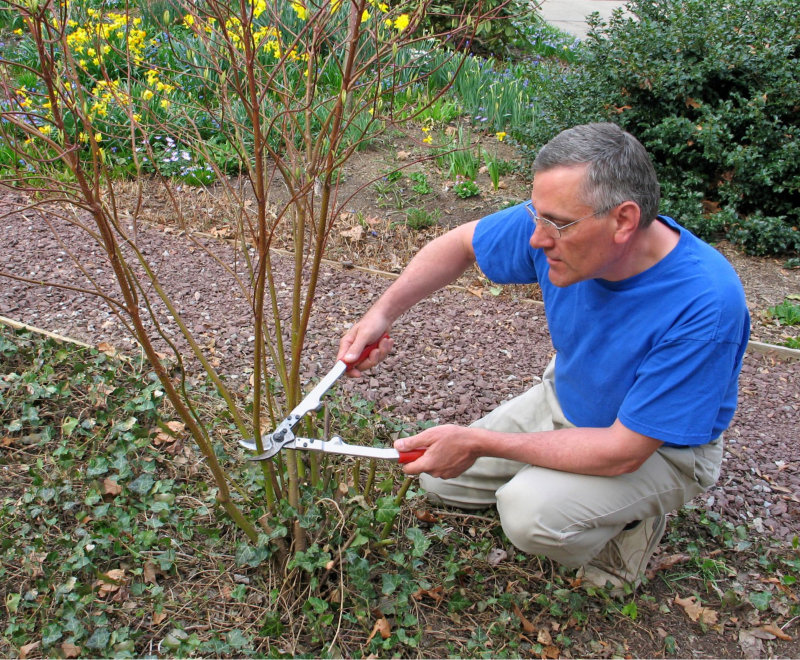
[{"xmin": 397, "ymin": 420, "xmax": 664, "ymax": 480}]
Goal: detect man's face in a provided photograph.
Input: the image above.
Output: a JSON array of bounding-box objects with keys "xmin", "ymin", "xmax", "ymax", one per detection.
[{"xmin": 529, "ymin": 165, "xmax": 617, "ymax": 287}]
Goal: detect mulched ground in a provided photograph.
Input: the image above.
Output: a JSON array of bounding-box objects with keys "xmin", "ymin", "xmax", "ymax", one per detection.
[{"xmin": 1, "ymin": 187, "xmax": 798, "ymax": 547}]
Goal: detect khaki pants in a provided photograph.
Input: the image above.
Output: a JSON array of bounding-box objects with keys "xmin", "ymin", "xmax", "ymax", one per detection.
[{"xmin": 420, "ymin": 358, "xmax": 723, "ymax": 568}]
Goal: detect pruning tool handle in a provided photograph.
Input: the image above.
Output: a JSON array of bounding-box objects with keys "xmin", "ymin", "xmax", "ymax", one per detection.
[
  {"xmin": 343, "ymin": 333, "xmax": 390, "ymax": 370},
  {"xmin": 398, "ymin": 449, "xmax": 426, "ymax": 464}
]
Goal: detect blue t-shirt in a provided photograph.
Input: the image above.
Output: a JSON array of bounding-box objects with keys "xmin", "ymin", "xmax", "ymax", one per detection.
[{"xmin": 472, "ymin": 203, "xmax": 750, "ymax": 447}]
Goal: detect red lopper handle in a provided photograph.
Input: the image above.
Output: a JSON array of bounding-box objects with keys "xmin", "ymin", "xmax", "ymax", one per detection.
[
  {"xmin": 398, "ymin": 449, "xmax": 426, "ymax": 464},
  {"xmin": 343, "ymin": 333, "xmax": 390, "ymax": 369}
]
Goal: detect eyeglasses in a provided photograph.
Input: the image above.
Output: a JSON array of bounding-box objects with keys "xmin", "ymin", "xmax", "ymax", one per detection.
[{"xmin": 524, "ymin": 201, "xmax": 604, "ymax": 239}]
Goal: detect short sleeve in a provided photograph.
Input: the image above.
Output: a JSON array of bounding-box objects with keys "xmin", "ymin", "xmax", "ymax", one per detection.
[{"xmin": 472, "ymin": 204, "xmax": 540, "ymax": 284}]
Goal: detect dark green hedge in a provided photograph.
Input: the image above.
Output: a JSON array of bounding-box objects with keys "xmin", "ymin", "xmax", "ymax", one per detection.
[{"xmin": 515, "ymin": 0, "xmax": 800, "ymax": 256}]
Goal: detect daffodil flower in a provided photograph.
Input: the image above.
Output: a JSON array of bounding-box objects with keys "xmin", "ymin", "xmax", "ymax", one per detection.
[
  {"xmin": 495, "ymin": 131, "xmax": 506, "ymax": 142},
  {"xmin": 393, "ymin": 13, "xmax": 410, "ymax": 31},
  {"xmin": 292, "ymin": 2, "xmax": 307, "ymax": 20}
]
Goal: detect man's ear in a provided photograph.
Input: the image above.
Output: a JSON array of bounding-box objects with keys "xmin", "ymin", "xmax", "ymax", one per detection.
[{"xmin": 613, "ymin": 201, "xmax": 641, "ymax": 243}]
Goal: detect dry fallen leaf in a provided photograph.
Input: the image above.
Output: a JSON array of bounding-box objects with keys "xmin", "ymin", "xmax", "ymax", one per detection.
[
  {"xmin": 411, "ymin": 585, "xmax": 444, "ymax": 604},
  {"xmin": 759, "ymin": 622, "xmax": 793, "ymax": 641},
  {"xmin": 102, "ymin": 477, "xmax": 122, "ymax": 496},
  {"xmin": 340, "ymin": 225, "xmax": 365, "ymax": 241},
  {"xmin": 143, "ymin": 561, "xmax": 159, "ymax": 585},
  {"xmin": 511, "ymin": 603, "xmax": 536, "ymax": 634},
  {"xmin": 366, "ymin": 617, "xmax": 392, "ymax": 644},
  {"xmin": 738, "ymin": 629, "xmax": 764, "ymax": 658},
  {"xmin": 154, "ymin": 420, "xmax": 185, "ymax": 445},
  {"xmin": 646, "ymin": 552, "xmax": 691, "ymax": 579},
  {"xmin": 413, "ymin": 509, "xmax": 439, "ymax": 524},
  {"xmin": 542, "ymin": 644, "xmax": 561, "ymax": 659},
  {"xmin": 675, "ymin": 595, "xmax": 719, "ymax": 625},
  {"xmin": 96, "ymin": 341, "xmax": 118, "ymax": 357},
  {"xmin": 95, "ymin": 568, "xmax": 127, "ymax": 597},
  {"xmin": 152, "ymin": 610, "xmax": 168, "ymax": 625},
  {"xmin": 19, "ymin": 641, "xmax": 40, "ymax": 659},
  {"xmin": 60, "ymin": 641, "xmax": 81, "ymax": 658},
  {"xmin": 487, "ymin": 547, "xmax": 507, "ymax": 566}
]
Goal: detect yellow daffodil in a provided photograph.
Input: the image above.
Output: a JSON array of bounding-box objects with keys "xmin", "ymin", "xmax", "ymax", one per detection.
[
  {"xmin": 160, "ymin": 99, "xmax": 170, "ymax": 109},
  {"xmin": 291, "ymin": 2, "xmax": 307, "ymax": 20},
  {"xmin": 361, "ymin": 9, "xmax": 370, "ymax": 22},
  {"xmin": 495, "ymin": 131, "xmax": 506, "ymax": 142},
  {"xmin": 393, "ymin": 13, "xmax": 410, "ymax": 31},
  {"xmin": 423, "ymin": 135, "xmax": 433, "ymax": 144},
  {"xmin": 330, "ymin": 0, "xmax": 342, "ymax": 12},
  {"xmin": 182, "ymin": 13, "xmax": 195, "ymax": 27},
  {"xmin": 39, "ymin": 125, "xmax": 53, "ymax": 135},
  {"xmin": 94, "ymin": 132, "xmax": 103, "ymax": 141},
  {"xmin": 142, "ymin": 90, "xmax": 154, "ymax": 101}
]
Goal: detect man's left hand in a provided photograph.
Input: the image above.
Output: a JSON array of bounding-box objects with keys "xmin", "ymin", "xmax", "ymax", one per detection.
[{"xmin": 394, "ymin": 425, "xmax": 477, "ymax": 479}]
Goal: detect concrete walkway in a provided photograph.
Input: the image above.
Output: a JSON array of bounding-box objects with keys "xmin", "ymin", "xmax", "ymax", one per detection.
[{"xmin": 536, "ymin": 0, "xmax": 629, "ymax": 39}]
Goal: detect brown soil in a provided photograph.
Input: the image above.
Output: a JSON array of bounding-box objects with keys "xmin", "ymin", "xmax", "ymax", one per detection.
[{"xmin": 1, "ymin": 139, "xmax": 799, "ymax": 657}]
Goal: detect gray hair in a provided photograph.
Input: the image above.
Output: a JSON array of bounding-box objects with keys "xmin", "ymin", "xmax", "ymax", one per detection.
[{"xmin": 532, "ymin": 123, "xmax": 661, "ymax": 227}]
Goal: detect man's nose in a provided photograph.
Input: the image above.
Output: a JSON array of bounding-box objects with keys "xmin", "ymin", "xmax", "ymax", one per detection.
[{"xmin": 529, "ymin": 221, "xmax": 554, "ymax": 249}]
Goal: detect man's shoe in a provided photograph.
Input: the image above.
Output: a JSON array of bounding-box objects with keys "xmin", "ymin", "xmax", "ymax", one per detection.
[{"xmin": 577, "ymin": 514, "xmax": 667, "ymax": 597}]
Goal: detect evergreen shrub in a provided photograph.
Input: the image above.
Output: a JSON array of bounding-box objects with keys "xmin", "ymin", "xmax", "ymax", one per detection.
[{"xmin": 517, "ymin": 0, "xmax": 800, "ymax": 255}]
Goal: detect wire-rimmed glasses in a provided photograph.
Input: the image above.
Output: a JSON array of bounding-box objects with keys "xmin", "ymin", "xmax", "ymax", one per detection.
[{"xmin": 524, "ymin": 201, "xmax": 604, "ymax": 239}]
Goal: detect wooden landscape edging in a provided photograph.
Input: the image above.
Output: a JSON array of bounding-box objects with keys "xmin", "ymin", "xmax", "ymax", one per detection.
[{"xmin": 2, "ymin": 311, "xmax": 799, "ymax": 363}]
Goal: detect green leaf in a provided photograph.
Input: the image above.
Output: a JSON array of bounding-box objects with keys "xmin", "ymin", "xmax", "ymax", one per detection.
[
  {"xmin": 5, "ymin": 592, "xmax": 20, "ymax": 615},
  {"xmin": 405, "ymin": 527, "xmax": 431, "ymax": 558},
  {"xmin": 307, "ymin": 596, "xmax": 329, "ymax": 614},
  {"xmin": 41, "ymin": 622, "xmax": 63, "ymax": 646},
  {"xmin": 748, "ymin": 590, "xmax": 772, "ymax": 611},
  {"xmin": 621, "ymin": 601, "xmax": 638, "ymax": 620},
  {"xmin": 350, "ymin": 532, "xmax": 369, "ymax": 548},
  {"xmin": 376, "ymin": 497, "xmax": 400, "ymax": 523},
  {"xmin": 225, "ymin": 629, "xmax": 250, "ymax": 650},
  {"xmin": 127, "ymin": 473, "xmax": 155, "ymax": 495},
  {"xmin": 86, "ymin": 628, "xmax": 111, "ymax": 650},
  {"xmin": 382, "ymin": 572, "xmax": 404, "ymax": 595},
  {"xmin": 61, "ymin": 416, "xmax": 80, "ymax": 437},
  {"xmin": 86, "ymin": 457, "xmax": 109, "ymax": 477}
]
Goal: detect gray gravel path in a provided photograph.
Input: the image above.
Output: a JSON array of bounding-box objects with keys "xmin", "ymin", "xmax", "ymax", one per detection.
[{"xmin": 1, "ymin": 193, "xmax": 798, "ymax": 541}]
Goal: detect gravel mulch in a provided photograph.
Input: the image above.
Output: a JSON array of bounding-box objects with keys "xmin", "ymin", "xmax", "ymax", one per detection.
[{"xmin": 1, "ymin": 189, "xmax": 798, "ymax": 542}]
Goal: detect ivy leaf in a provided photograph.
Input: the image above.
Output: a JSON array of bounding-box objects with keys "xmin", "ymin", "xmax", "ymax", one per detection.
[
  {"xmin": 61, "ymin": 416, "xmax": 80, "ymax": 437},
  {"xmin": 85, "ymin": 628, "xmax": 110, "ymax": 650},
  {"xmin": 405, "ymin": 527, "xmax": 431, "ymax": 558},
  {"xmin": 748, "ymin": 590, "xmax": 772, "ymax": 612},
  {"xmin": 127, "ymin": 473, "xmax": 154, "ymax": 495}
]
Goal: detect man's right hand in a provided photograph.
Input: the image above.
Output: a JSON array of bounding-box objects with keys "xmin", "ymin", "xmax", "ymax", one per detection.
[{"xmin": 338, "ymin": 318, "xmax": 393, "ymax": 377}]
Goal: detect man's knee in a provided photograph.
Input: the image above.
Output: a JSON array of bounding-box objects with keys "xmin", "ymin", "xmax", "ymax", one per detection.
[{"xmin": 495, "ymin": 475, "xmax": 601, "ymax": 568}]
